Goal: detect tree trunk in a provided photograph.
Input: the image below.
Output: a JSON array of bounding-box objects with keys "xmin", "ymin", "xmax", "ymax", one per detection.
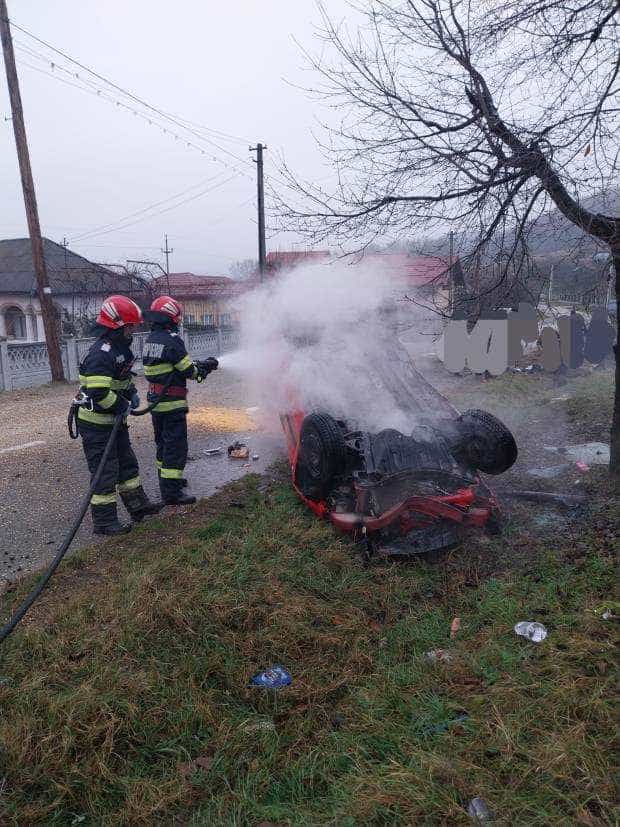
[{"xmin": 611, "ymin": 248, "xmax": 620, "ymax": 476}]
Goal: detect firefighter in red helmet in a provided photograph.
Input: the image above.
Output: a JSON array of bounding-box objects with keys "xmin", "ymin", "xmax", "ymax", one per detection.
[
  {"xmin": 75, "ymin": 295, "xmax": 162, "ymax": 535},
  {"xmin": 143, "ymin": 295, "xmax": 218, "ymax": 504}
]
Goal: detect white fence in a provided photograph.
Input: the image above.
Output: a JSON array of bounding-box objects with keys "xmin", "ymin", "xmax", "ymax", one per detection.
[{"xmin": 0, "ymin": 328, "xmax": 238, "ymax": 392}]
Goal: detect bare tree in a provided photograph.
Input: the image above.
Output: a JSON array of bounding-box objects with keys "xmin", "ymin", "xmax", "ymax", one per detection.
[
  {"xmin": 229, "ymin": 258, "xmax": 259, "ymax": 280},
  {"xmin": 277, "ymin": 0, "xmax": 620, "ymax": 471}
]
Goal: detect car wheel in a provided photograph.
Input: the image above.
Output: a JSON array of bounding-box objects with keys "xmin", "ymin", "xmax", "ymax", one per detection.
[
  {"xmin": 296, "ymin": 412, "xmax": 346, "ymax": 500},
  {"xmin": 455, "ymin": 409, "xmax": 518, "ymax": 475}
]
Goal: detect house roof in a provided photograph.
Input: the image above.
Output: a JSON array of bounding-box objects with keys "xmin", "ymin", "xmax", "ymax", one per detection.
[
  {"xmin": 152, "ymin": 272, "xmax": 243, "ymax": 299},
  {"xmin": 351, "ymin": 253, "xmax": 458, "ymax": 286},
  {"xmin": 0, "ymin": 237, "xmax": 133, "ymax": 295}
]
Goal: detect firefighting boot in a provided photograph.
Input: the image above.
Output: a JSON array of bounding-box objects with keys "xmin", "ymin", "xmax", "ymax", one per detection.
[
  {"xmin": 160, "ymin": 476, "xmax": 196, "ymax": 506},
  {"xmin": 164, "ymin": 492, "xmax": 197, "ymax": 506},
  {"xmin": 91, "ymin": 502, "xmax": 132, "ymax": 536},
  {"xmin": 119, "ymin": 484, "xmax": 164, "ymax": 523}
]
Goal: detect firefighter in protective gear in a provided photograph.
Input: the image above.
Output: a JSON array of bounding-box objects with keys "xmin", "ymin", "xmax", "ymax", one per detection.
[
  {"xmin": 76, "ymin": 295, "xmax": 162, "ymax": 535},
  {"xmin": 143, "ymin": 295, "xmax": 218, "ymax": 505}
]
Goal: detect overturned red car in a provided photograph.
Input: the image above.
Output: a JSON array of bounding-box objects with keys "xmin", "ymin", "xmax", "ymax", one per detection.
[{"xmin": 280, "ymin": 403, "xmax": 517, "ymax": 560}]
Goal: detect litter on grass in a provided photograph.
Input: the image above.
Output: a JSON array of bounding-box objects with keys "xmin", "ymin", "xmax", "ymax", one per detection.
[
  {"xmin": 250, "ymin": 666, "xmax": 292, "ymax": 688},
  {"xmin": 575, "ymin": 460, "xmax": 590, "ymax": 473},
  {"xmin": 564, "ymin": 442, "xmax": 610, "ymax": 464},
  {"xmin": 468, "ymin": 796, "xmax": 495, "ymax": 823},
  {"xmin": 450, "ymin": 617, "xmax": 461, "ymax": 638},
  {"xmin": 425, "ymin": 649, "xmax": 453, "ymax": 664},
  {"xmin": 419, "ymin": 712, "xmax": 469, "ymax": 737},
  {"xmin": 593, "ymin": 603, "xmax": 620, "ymax": 620},
  {"xmin": 514, "ymin": 621, "xmax": 548, "ymax": 643},
  {"xmin": 242, "ymin": 719, "xmax": 275, "ymax": 732}
]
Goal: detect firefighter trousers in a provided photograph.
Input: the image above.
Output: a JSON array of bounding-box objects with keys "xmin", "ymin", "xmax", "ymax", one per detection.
[
  {"xmin": 152, "ymin": 410, "xmax": 188, "ymax": 498},
  {"xmin": 79, "ymin": 423, "xmax": 140, "ymax": 507}
]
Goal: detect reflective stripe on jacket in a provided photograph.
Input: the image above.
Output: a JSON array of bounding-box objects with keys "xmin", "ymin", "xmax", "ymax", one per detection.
[
  {"xmin": 143, "ymin": 324, "xmax": 197, "ymax": 414},
  {"xmin": 77, "ymin": 334, "xmax": 135, "ymax": 428}
]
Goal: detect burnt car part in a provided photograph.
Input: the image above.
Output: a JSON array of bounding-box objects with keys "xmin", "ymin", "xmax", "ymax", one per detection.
[
  {"xmin": 446, "ymin": 409, "xmax": 518, "ymax": 475},
  {"xmin": 288, "ymin": 409, "xmax": 517, "ymax": 558}
]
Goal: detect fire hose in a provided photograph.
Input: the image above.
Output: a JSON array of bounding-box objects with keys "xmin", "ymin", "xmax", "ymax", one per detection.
[{"xmin": 0, "ymin": 373, "xmax": 182, "ymax": 645}]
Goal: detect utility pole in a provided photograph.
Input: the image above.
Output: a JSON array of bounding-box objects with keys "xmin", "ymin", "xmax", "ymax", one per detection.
[
  {"xmin": 0, "ymin": 0, "xmax": 64, "ymax": 379},
  {"xmin": 250, "ymin": 143, "xmax": 267, "ymax": 280},
  {"xmin": 161, "ymin": 234, "xmax": 172, "ymax": 293}
]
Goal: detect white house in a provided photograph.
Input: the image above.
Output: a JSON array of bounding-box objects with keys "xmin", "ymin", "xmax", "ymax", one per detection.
[{"xmin": 0, "ymin": 238, "xmax": 138, "ymax": 342}]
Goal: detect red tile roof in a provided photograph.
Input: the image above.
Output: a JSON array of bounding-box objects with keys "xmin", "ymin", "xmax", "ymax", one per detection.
[
  {"xmin": 152, "ymin": 272, "xmax": 242, "ymax": 299},
  {"xmin": 352, "ymin": 254, "xmax": 456, "ymax": 286}
]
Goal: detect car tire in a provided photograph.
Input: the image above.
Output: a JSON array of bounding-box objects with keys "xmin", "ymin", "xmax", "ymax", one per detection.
[
  {"xmin": 296, "ymin": 412, "xmax": 346, "ymax": 500},
  {"xmin": 454, "ymin": 409, "xmax": 518, "ymax": 475}
]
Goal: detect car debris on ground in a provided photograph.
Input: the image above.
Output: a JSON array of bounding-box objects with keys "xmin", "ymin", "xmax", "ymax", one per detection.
[
  {"xmin": 228, "ymin": 441, "xmax": 250, "ymax": 460},
  {"xmin": 496, "ymin": 490, "xmax": 586, "ymax": 507}
]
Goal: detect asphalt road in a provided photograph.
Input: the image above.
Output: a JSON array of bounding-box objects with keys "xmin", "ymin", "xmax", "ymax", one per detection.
[{"xmin": 0, "ymin": 370, "xmax": 284, "ymax": 583}]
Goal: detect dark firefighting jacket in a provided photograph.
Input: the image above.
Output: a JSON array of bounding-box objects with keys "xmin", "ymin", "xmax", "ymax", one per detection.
[
  {"xmin": 77, "ymin": 330, "xmax": 136, "ymax": 428},
  {"xmin": 142, "ymin": 323, "xmax": 197, "ymax": 414}
]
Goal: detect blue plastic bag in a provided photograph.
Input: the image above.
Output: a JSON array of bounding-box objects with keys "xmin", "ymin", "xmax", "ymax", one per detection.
[{"xmin": 250, "ymin": 666, "xmax": 292, "ymax": 688}]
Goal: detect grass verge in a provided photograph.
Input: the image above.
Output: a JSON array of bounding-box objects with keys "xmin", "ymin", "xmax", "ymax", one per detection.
[{"xmin": 0, "ymin": 369, "xmax": 617, "ymax": 826}]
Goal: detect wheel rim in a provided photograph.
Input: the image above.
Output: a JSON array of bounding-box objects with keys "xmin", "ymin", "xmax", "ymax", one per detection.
[{"xmin": 302, "ymin": 431, "xmax": 325, "ymax": 480}]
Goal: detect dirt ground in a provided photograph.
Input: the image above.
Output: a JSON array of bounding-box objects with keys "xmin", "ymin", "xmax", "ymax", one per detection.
[{"xmin": 0, "ymin": 370, "xmax": 283, "ymax": 582}]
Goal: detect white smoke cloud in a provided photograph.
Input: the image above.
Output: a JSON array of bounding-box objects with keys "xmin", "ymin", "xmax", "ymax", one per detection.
[{"xmin": 220, "ymin": 261, "xmax": 456, "ymax": 433}]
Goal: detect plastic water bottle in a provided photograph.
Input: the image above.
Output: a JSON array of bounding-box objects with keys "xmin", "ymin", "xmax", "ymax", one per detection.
[
  {"xmin": 514, "ymin": 621, "xmax": 548, "ymax": 643},
  {"xmin": 467, "ymin": 797, "xmax": 495, "ymax": 822},
  {"xmin": 250, "ymin": 666, "xmax": 292, "ymax": 688}
]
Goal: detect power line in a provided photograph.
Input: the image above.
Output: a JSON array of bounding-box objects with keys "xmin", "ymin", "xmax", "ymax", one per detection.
[
  {"xmin": 15, "ymin": 52, "xmax": 254, "ymax": 179},
  {"xmin": 70, "ymin": 196, "xmax": 256, "ymax": 248},
  {"xmin": 10, "ymin": 20, "xmax": 253, "ymax": 149},
  {"xmin": 68, "ymin": 173, "xmax": 240, "ymax": 243},
  {"xmin": 69, "ymin": 170, "xmax": 230, "ymax": 243}
]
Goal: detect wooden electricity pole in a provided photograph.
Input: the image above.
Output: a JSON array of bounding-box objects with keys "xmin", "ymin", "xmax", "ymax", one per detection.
[
  {"xmin": 0, "ymin": 0, "xmax": 64, "ymax": 380},
  {"xmin": 250, "ymin": 143, "xmax": 267, "ymax": 281}
]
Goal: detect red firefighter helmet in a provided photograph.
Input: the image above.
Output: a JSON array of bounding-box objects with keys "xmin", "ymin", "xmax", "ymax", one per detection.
[
  {"xmin": 96, "ymin": 295, "xmax": 143, "ymax": 329},
  {"xmin": 150, "ymin": 295, "xmax": 183, "ymax": 324}
]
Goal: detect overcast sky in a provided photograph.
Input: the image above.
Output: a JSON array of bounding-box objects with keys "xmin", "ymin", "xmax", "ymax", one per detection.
[{"xmin": 0, "ymin": 0, "xmax": 350, "ymax": 274}]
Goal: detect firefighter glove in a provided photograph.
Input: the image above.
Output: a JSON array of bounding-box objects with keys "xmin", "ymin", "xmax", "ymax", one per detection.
[{"xmin": 130, "ymin": 391, "xmax": 140, "ymax": 410}]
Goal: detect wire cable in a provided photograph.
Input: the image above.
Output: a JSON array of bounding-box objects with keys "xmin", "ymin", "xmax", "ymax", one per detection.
[
  {"xmin": 15, "ymin": 53, "xmax": 253, "ymax": 180},
  {"xmin": 10, "ymin": 20, "xmax": 252, "ymax": 149},
  {"xmin": 68, "ymin": 173, "xmax": 240, "ymax": 243},
  {"xmin": 67, "ymin": 170, "xmax": 229, "ymax": 243}
]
